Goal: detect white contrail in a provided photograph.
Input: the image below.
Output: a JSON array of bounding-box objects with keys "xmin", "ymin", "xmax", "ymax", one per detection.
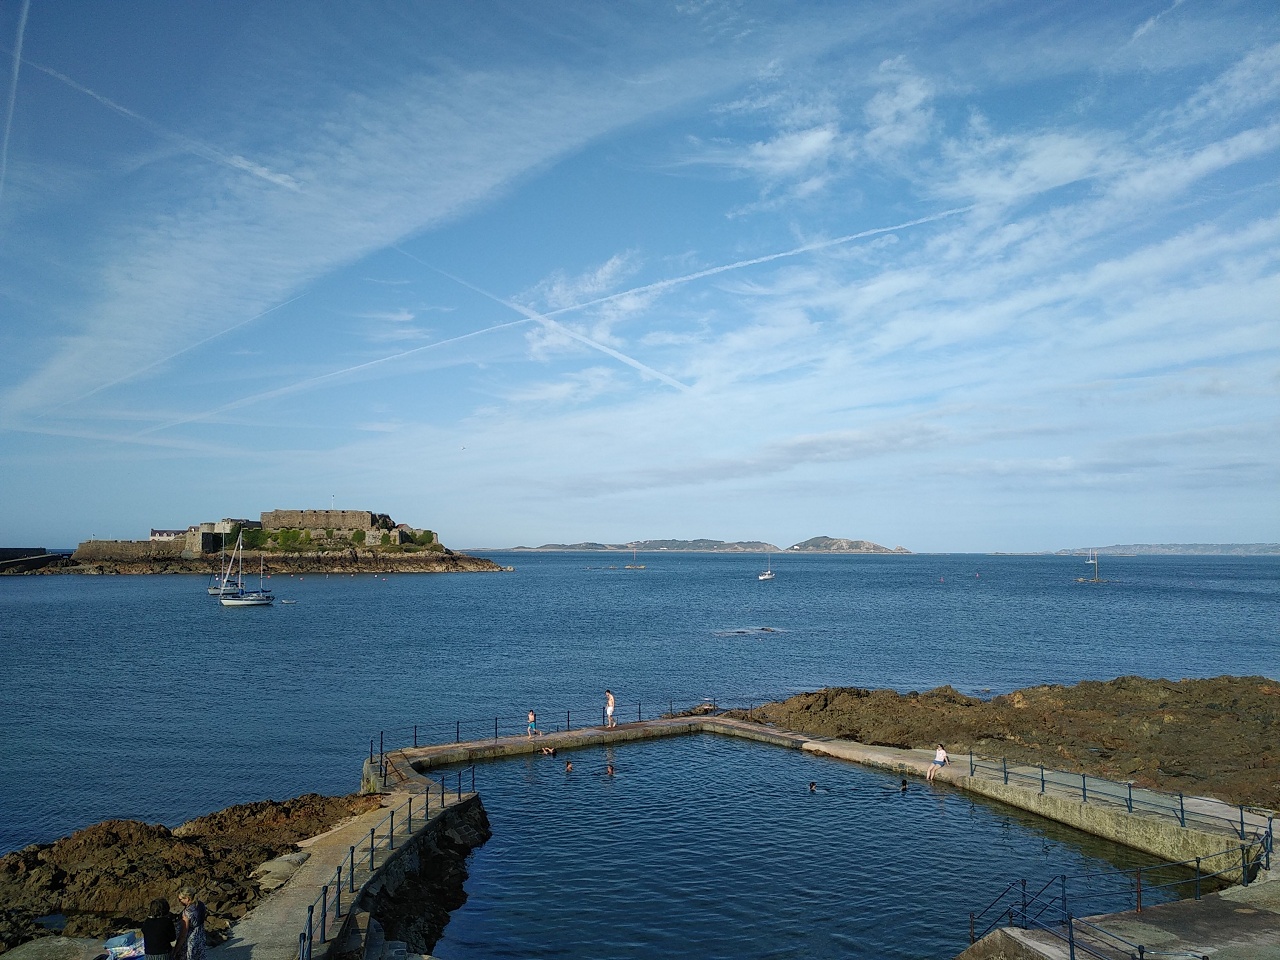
[
  {"xmin": 139, "ymin": 206, "xmax": 967, "ymax": 436},
  {"xmin": 395, "ymin": 247, "xmax": 691, "ymax": 392},
  {"xmin": 0, "ymin": 0, "xmax": 31, "ymax": 209},
  {"xmin": 15, "ymin": 54, "xmax": 300, "ymax": 190},
  {"xmin": 134, "ymin": 317, "xmax": 531, "ymax": 436},
  {"xmin": 47, "ymin": 294, "xmax": 311, "ymax": 413},
  {"xmin": 541, "ymin": 206, "xmax": 975, "ymax": 319}
]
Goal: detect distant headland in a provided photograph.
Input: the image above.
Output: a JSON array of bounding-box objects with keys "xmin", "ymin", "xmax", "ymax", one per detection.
[
  {"xmin": 0, "ymin": 508, "xmax": 504, "ymax": 575},
  {"xmin": 510, "ymin": 536, "xmax": 911, "ymax": 554}
]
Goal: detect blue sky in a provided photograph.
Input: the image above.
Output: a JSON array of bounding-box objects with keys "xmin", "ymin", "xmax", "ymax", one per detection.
[{"xmin": 1, "ymin": 1, "xmax": 1277, "ymax": 553}]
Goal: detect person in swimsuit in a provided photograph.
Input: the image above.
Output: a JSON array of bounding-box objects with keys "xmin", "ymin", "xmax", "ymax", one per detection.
[
  {"xmin": 527, "ymin": 710, "xmax": 538, "ymax": 738},
  {"xmin": 605, "ymin": 689, "xmax": 616, "ymax": 728},
  {"xmin": 927, "ymin": 743, "xmax": 949, "ymax": 781}
]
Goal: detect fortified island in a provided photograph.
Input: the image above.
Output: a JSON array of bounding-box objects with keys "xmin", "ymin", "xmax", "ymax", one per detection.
[{"xmin": 0, "ymin": 509, "xmax": 503, "ymax": 575}]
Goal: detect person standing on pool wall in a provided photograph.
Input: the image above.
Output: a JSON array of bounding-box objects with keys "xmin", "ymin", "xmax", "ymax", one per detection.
[
  {"xmin": 605, "ymin": 689, "xmax": 616, "ymax": 728},
  {"xmin": 927, "ymin": 743, "xmax": 949, "ymax": 781}
]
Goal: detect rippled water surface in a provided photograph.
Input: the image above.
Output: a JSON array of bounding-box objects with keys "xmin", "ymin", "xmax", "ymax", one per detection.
[{"xmin": 1, "ymin": 553, "xmax": 1276, "ymax": 954}]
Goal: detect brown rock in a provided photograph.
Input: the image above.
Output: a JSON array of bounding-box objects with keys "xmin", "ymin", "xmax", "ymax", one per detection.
[
  {"xmin": 737, "ymin": 675, "xmax": 1280, "ymax": 810},
  {"xmin": 0, "ymin": 793, "xmax": 382, "ymax": 954}
]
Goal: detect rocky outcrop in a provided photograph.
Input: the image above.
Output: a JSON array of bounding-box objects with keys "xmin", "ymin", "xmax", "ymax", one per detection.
[
  {"xmin": 734, "ymin": 676, "xmax": 1280, "ymax": 810},
  {"xmin": 0, "ymin": 794, "xmax": 382, "ymax": 954},
  {"xmin": 786, "ymin": 536, "xmax": 910, "ymax": 553}
]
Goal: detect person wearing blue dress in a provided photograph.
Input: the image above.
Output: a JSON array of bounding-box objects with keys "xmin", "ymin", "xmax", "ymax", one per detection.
[{"xmin": 174, "ymin": 886, "xmax": 208, "ymax": 960}]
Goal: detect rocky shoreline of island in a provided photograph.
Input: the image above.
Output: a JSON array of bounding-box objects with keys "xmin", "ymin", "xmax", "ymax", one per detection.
[{"xmin": 1, "ymin": 549, "xmax": 506, "ymax": 576}]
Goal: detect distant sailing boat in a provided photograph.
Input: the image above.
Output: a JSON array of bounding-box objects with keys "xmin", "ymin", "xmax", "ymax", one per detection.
[
  {"xmin": 1075, "ymin": 549, "xmax": 1103, "ymax": 584},
  {"xmin": 758, "ymin": 552, "xmax": 775, "ymax": 581},
  {"xmin": 219, "ymin": 532, "xmax": 274, "ymax": 606},
  {"xmin": 625, "ymin": 546, "xmax": 645, "ymax": 570}
]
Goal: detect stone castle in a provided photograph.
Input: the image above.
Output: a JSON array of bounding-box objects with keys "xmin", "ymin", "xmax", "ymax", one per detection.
[{"xmin": 73, "ymin": 509, "xmax": 437, "ymax": 561}]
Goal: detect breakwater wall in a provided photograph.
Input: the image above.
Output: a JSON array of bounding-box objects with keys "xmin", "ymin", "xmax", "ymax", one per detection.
[
  {"xmin": 72, "ymin": 539, "xmax": 186, "ymax": 562},
  {"xmin": 334, "ymin": 795, "xmax": 491, "ymax": 959}
]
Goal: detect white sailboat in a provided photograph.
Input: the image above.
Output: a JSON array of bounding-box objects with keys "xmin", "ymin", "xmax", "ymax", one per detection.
[
  {"xmin": 758, "ymin": 553, "xmax": 775, "ymax": 581},
  {"xmin": 625, "ymin": 546, "xmax": 645, "ymax": 570},
  {"xmin": 219, "ymin": 532, "xmax": 274, "ymax": 606},
  {"xmin": 206, "ymin": 534, "xmax": 235, "ymax": 594}
]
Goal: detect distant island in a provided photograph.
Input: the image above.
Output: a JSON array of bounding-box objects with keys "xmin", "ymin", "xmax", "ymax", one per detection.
[
  {"xmin": 1054, "ymin": 544, "xmax": 1280, "ymax": 556},
  {"xmin": 511, "ymin": 536, "xmax": 910, "ymax": 554}
]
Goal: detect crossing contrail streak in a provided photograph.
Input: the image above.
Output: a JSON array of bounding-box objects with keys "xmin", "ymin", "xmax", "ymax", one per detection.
[
  {"xmin": 49, "ymin": 295, "xmax": 311, "ymax": 413},
  {"xmin": 541, "ymin": 205, "xmax": 975, "ymax": 319},
  {"xmin": 0, "ymin": 0, "xmax": 31, "ymax": 209},
  {"xmin": 135, "ymin": 317, "xmax": 530, "ymax": 436},
  {"xmin": 15, "ymin": 55, "xmax": 300, "ymax": 190},
  {"xmin": 394, "ymin": 247, "xmax": 691, "ymax": 392},
  {"xmin": 138, "ymin": 206, "xmax": 967, "ymax": 436}
]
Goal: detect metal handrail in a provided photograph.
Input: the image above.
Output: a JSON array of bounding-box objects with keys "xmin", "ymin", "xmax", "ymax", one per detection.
[
  {"xmin": 970, "ymin": 835, "xmax": 1271, "ymax": 945},
  {"xmin": 967, "ymin": 751, "xmax": 1274, "ymax": 847},
  {"xmin": 297, "ymin": 766, "xmax": 476, "ymax": 960},
  {"xmin": 371, "ymin": 692, "xmax": 777, "ymax": 753}
]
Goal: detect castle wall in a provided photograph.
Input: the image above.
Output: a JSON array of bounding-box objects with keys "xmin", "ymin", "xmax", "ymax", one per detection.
[{"xmin": 261, "ymin": 509, "xmax": 376, "ymax": 532}]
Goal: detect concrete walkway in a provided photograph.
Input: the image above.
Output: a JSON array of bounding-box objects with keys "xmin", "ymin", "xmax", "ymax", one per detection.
[
  {"xmin": 968, "ymin": 880, "xmax": 1280, "ymax": 959},
  {"xmin": 215, "ymin": 790, "xmax": 470, "ymax": 960}
]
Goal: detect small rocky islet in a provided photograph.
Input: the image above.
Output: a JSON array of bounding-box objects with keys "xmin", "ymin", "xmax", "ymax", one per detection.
[{"xmin": 1, "ymin": 675, "xmax": 1275, "ymax": 954}]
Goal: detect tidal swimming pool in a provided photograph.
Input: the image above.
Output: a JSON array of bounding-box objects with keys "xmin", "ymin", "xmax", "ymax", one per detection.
[{"xmin": 430, "ymin": 735, "xmax": 1178, "ymax": 960}]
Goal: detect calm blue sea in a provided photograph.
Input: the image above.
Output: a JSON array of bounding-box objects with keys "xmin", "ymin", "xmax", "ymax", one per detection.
[{"xmin": 1, "ymin": 553, "xmax": 1276, "ymax": 956}]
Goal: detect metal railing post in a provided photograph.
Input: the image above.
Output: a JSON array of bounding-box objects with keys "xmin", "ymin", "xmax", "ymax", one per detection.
[
  {"xmin": 1082, "ymin": 773, "xmax": 1087, "ymax": 803},
  {"xmin": 1040, "ymin": 766, "xmax": 1045, "ymax": 794},
  {"xmin": 320, "ymin": 885, "xmax": 328, "ymax": 942},
  {"xmin": 407, "ymin": 795, "xmax": 413, "ymax": 832},
  {"xmin": 389, "ymin": 810, "xmax": 395, "ymax": 849},
  {"xmin": 1242, "ymin": 846, "xmax": 1250, "ymax": 886},
  {"xmin": 494, "ymin": 717, "xmax": 498, "ymax": 740},
  {"xmin": 471, "ymin": 766, "xmax": 476, "ymax": 792},
  {"xmin": 369, "ymin": 828, "xmax": 376, "ymax": 869},
  {"xmin": 567, "ymin": 709, "xmax": 571, "ymax": 731},
  {"xmin": 969, "ymin": 751, "xmax": 975, "ymax": 776},
  {"xmin": 349, "ymin": 846, "xmax": 355, "ymax": 892},
  {"xmin": 1195, "ymin": 857, "xmax": 1202, "ymax": 899},
  {"xmin": 1135, "ymin": 868, "xmax": 1142, "ymax": 912},
  {"xmin": 638, "ymin": 701, "xmax": 642, "ymax": 721},
  {"xmin": 1127, "ymin": 783, "xmax": 1133, "ymax": 813},
  {"xmin": 335, "ymin": 866, "xmax": 343, "ymax": 917},
  {"xmin": 1179, "ymin": 793, "xmax": 1186, "ymax": 827},
  {"xmin": 306, "ymin": 905, "xmax": 314, "ymax": 960},
  {"xmin": 456, "ymin": 720, "xmax": 460, "ymax": 743},
  {"xmin": 413, "ymin": 724, "xmax": 418, "ymax": 748},
  {"xmin": 299, "ymin": 933, "xmax": 306, "ymax": 960},
  {"xmin": 1239, "ymin": 805, "xmax": 1246, "ymax": 841},
  {"xmin": 1002, "ymin": 757, "xmax": 1008, "ymax": 784},
  {"xmin": 456, "ymin": 770, "xmax": 462, "ymax": 799}
]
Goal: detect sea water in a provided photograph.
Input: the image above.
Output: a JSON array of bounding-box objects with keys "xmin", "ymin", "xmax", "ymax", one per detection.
[{"xmin": 1, "ymin": 553, "xmax": 1276, "ymax": 954}]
